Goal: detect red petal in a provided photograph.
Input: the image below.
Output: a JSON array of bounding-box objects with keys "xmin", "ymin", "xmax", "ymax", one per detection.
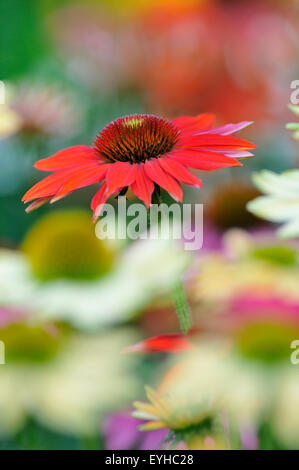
[
  {"xmin": 105, "ymin": 162, "xmax": 137, "ymax": 196},
  {"xmin": 22, "ymin": 164, "xmax": 109, "ymax": 203},
  {"xmin": 131, "ymin": 164, "xmax": 154, "ymax": 208},
  {"xmin": 124, "ymin": 334, "xmax": 194, "ymax": 354},
  {"xmin": 159, "ymin": 157, "xmax": 203, "ymax": 188},
  {"xmin": 169, "ymin": 149, "xmax": 242, "ymax": 170},
  {"xmin": 50, "ymin": 164, "xmax": 109, "ymax": 202},
  {"xmin": 34, "ymin": 146, "xmax": 99, "ymax": 171},
  {"xmin": 181, "ymin": 133, "xmax": 257, "ymax": 150},
  {"xmin": 25, "ymin": 197, "xmax": 51, "ymax": 213},
  {"xmin": 91, "ymin": 183, "xmax": 109, "ymax": 222},
  {"xmin": 22, "ymin": 171, "xmax": 74, "ymax": 202},
  {"xmin": 144, "ymin": 159, "xmax": 183, "ymax": 202},
  {"xmin": 172, "ymin": 113, "xmax": 216, "ymax": 132}
]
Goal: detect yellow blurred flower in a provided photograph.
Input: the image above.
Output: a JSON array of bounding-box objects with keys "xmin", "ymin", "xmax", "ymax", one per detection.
[
  {"xmin": 134, "ymin": 338, "xmax": 299, "ymax": 449},
  {"xmin": 273, "ymin": 370, "xmax": 299, "ymax": 448},
  {"xmin": 132, "ymin": 230, "xmax": 299, "ymax": 448},
  {"xmin": 0, "ymin": 321, "xmax": 141, "ymax": 436},
  {"xmin": 133, "ymin": 343, "xmax": 232, "ymax": 449},
  {"xmin": 190, "ymin": 230, "xmax": 299, "ymax": 304},
  {"xmin": 0, "ymin": 209, "xmax": 190, "ymax": 329},
  {"xmin": 0, "ymin": 105, "xmax": 22, "ymax": 138},
  {"xmin": 134, "ymin": 385, "xmax": 216, "ymax": 432},
  {"xmin": 22, "ymin": 210, "xmax": 113, "ymax": 281}
]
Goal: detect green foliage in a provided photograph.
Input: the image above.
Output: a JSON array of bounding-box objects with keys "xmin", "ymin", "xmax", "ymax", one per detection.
[
  {"xmin": 0, "ymin": 0, "xmax": 48, "ymax": 78},
  {"xmin": 0, "ymin": 419, "xmax": 102, "ymax": 450}
]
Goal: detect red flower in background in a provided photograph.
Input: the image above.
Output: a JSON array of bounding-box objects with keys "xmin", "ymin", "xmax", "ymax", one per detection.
[
  {"xmin": 50, "ymin": 1, "xmax": 298, "ymax": 124},
  {"xmin": 23, "ymin": 113, "xmax": 255, "ymax": 220},
  {"xmin": 127, "ymin": 295, "xmax": 299, "ymax": 355},
  {"xmin": 134, "ymin": 0, "xmax": 298, "ymax": 122},
  {"xmin": 124, "ymin": 333, "xmax": 195, "ymax": 354}
]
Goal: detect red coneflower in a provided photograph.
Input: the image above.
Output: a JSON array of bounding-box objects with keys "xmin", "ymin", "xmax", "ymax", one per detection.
[{"xmin": 23, "ymin": 113, "xmax": 255, "ymax": 221}]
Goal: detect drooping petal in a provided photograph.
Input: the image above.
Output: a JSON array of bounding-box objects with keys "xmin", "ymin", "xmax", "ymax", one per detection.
[
  {"xmin": 50, "ymin": 192, "xmax": 72, "ymax": 204},
  {"xmin": 131, "ymin": 164, "xmax": 154, "ymax": 208},
  {"xmin": 91, "ymin": 183, "xmax": 110, "ymax": 222},
  {"xmin": 124, "ymin": 334, "xmax": 194, "ymax": 354},
  {"xmin": 169, "ymin": 149, "xmax": 242, "ymax": 170},
  {"xmin": 34, "ymin": 145, "xmax": 99, "ymax": 171},
  {"xmin": 22, "ymin": 164, "xmax": 109, "ymax": 203},
  {"xmin": 159, "ymin": 157, "xmax": 203, "ymax": 188},
  {"xmin": 105, "ymin": 161, "xmax": 137, "ymax": 196},
  {"xmin": 144, "ymin": 159, "xmax": 183, "ymax": 202},
  {"xmin": 172, "ymin": 113, "xmax": 216, "ymax": 132},
  {"xmin": 25, "ymin": 197, "xmax": 51, "ymax": 213},
  {"xmin": 49, "ymin": 164, "xmax": 110, "ymax": 202},
  {"xmin": 22, "ymin": 170, "xmax": 75, "ymax": 202}
]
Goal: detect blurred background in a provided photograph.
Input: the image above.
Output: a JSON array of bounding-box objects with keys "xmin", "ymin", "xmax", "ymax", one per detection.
[{"xmin": 0, "ymin": 0, "xmax": 299, "ymax": 450}]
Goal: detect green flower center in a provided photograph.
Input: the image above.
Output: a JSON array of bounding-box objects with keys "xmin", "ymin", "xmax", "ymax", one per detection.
[
  {"xmin": 236, "ymin": 322, "xmax": 299, "ymax": 363},
  {"xmin": 0, "ymin": 322, "xmax": 67, "ymax": 363},
  {"xmin": 251, "ymin": 245, "xmax": 297, "ymax": 267},
  {"xmin": 22, "ymin": 210, "xmax": 113, "ymax": 281}
]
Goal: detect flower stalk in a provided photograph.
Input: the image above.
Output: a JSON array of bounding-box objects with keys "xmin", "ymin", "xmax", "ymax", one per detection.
[{"xmin": 171, "ymin": 279, "xmax": 192, "ymax": 334}]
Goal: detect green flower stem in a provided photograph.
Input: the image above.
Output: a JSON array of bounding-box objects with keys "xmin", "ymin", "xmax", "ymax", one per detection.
[
  {"xmin": 171, "ymin": 279, "xmax": 193, "ymax": 334},
  {"xmin": 147, "ymin": 189, "xmax": 192, "ymax": 333}
]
